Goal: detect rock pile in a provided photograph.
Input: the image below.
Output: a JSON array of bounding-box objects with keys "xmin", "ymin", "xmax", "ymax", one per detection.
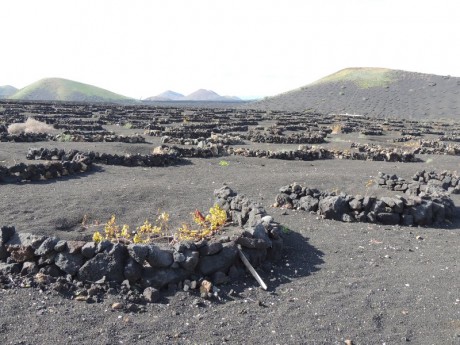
[
  {"xmin": 274, "ymin": 183, "xmax": 455, "ymax": 226},
  {"xmin": 0, "ymin": 187, "xmax": 283, "ymax": 303}
]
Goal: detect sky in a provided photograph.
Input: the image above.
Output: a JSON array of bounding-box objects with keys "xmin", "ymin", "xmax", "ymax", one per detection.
[{"xmin": 1, "ymin": 0, "xmax": 460, "ymax": 100}]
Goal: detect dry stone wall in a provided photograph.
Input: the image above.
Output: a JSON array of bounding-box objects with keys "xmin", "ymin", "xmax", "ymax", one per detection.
[
  {"xmin": 0, "ymin": 187, "xmax": 283, "ymax": 302},
  {"xmin": 275, "ymin": 182, "xmax": 455, "ymax": 227},
  {"xmin": 376, "ymin": 170, "xmax": 460, "ymax": 196}
]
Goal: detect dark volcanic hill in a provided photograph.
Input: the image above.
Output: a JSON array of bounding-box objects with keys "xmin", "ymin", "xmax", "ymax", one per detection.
[
  {"xmin": 0, "ymin": 85, "xmax": 18, "ymax": 98},
  {"xmin": 9, "ymin": 78, "xmax": 133, "ymax": 103},
  {"xmin": 251, "ymin": 67, "xmax": 460, "ymax": 119}
]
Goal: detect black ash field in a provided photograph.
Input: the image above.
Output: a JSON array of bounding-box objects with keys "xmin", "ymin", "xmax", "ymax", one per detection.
[{"xmin": 0, "ymin": 100, "xmax": 459, "ymax": 345}]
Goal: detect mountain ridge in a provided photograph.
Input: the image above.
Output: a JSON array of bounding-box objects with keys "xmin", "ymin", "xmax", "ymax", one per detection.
[
  {"xmin": 145, "ymin": 89, "xmax": 241, "ymax": 102},
  {"xmin": 0, "ymin": 85, "xmax": 18, "ymax": 98}
]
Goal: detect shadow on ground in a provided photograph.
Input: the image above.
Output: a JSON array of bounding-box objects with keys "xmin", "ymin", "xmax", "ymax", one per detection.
[{"xmin": 210, "ymin": 228, "xmax": 325, "ymax": 300}]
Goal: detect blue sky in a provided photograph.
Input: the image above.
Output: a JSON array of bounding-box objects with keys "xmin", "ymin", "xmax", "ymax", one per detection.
[{"xmin": 1, "ymin": 0, "xmax": 459, "ymax": 99}]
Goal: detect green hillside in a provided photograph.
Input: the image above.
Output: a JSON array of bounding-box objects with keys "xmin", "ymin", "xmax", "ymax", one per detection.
[
  {"xmin": 313, "ymin": 67, "xmax": 395, "ymax": 88},
  {"xmin": 10, "ymin": 78, "xmax": 133, "ymax": 103}
]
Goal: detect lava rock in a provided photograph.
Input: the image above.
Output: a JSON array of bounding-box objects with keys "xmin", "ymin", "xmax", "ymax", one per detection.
[
  {"xmin": 21, "ymin": 261, "xmax": 38, "ymax": 276},
  {"xmin": 410, "ymin": 200, "xmax": 433, "ymax": 226},
  {"xmin": 147, "ymin": 245, "xmax": 173, "ymax": 268},
  {"xmin": 214, "ymin": 186, "xmax": 236, "ymax": 200},
  {"xmin": 376, "ymin": 212, "xmax": 400, "ymax": 225},
  {"xmin": 179, "ymin": 251, "xmax": 200, "ymax": 272},
  {"xmin": 78, "ymin": 243, "xmax": 127, "ymax": 282},
  {"xmin": 127, "ymin": 244, "xmax": 149, "ymax": 264},
  {"xmin": 199, "ymin": 243, "xmax": 238, "ymax": 276},
  {"xmin": 141, "ymin": 267, "xmax": 188, "ymax": 289},
  {"xmin": 7, "ymin": 245, "xmax": 35, "ymax": 263},
  {"xmin": 6, "ymin": 232, "xmax": 46, "ymax": 250},
  {"xmin": 245, "ymin": 223, "xmax": 272, "ymax": 248},
  {"xmin": 81, "ymin": 242, "xmax": 97, "ymax": 259},
  {"xmin": 124, "ymin": 257, "xmax": 143, "ymax": 282},
  {"xmin": 66, "ymin": 241, "xmax": 86, "ymax": 254},
  {"xmin": 198, "ymin": 241, "xmax": 223, "ymax": 256},
  {"xmin": 54, "ymin": 240, "xmax": 67, "ymax": 252},
  {"xmin": 0, "ymin": 245, "xmax": 8, "ymax": 260},
  {"xmin": 318, "ymin": 195, "xmax": 350, "ymax": 221},
  {"xmin": 55, "ymin": 252, "xmax": 84, "ymax": 276},
  {"xmin": 35, "ymin": 237, "xmax": 58, "ymax": 256},
  {"xmin": 0, "ymin": 262, "xmax": 21, "ymax": 275},
  {"xmin": 299, "ymin": 195, "xmax": 319, "ymax": 212}
]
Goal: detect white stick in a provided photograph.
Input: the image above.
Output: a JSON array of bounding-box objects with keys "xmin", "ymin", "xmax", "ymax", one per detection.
[{"xmin": 237, "ymin": 245, "xmax": 268, "ymax": 290}]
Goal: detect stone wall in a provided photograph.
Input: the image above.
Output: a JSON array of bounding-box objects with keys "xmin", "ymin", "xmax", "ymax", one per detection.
[
  {"xmin": 275, "ymin": 183, "xmax": 455, "ymax": 226},
  {"xmin": 0, "ymin": 132, "xmax": 52, "ymax": 142},
  {"xmin": 0, "ymin": 187, "xmax": 282, "ymax": 302},
  {"xmin": 241, "ymin": 130, "xmax": 326, "ymax": 144},
  {"xmin": 0, "ymin": 153, "xmax": 91, "ymax": 183},
  {"xmin": 26, "ymin": 147, "xmax": 181, "ymax": 167},
  {"xmin": 413, "ymin": 140, "xmax": 460, "ymax": 155},
  {"xmin": 229, "ymin": 144, "xmax": 419, "ymax": 163}
]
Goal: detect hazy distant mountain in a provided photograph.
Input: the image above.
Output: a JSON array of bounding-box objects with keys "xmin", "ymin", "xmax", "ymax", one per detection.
[
  {"xmin": 185, "ymin": 89, "xmax": 221, "ymax": 101},
  {"xmin": 250, "ymin": 67, "xmax": 460, "ymax": 119},
  {"xmin": 146, "ymin": 89, "xmax": 242, "ymax": 102},
  {"xmin": 9, "ymin": 78, "xmax": 133, "ymax": 103},
  {"xmin": 0, "ymin": 85, "xmax": 18, "ymax": 98},
  {"xmin": 145, "ymin": 90, "xmax": 185, "ymax": 101}
]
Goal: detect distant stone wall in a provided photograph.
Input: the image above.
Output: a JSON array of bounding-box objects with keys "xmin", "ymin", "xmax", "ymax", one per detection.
[
  {"xmin": 54, "ymin": 133, "xmax": 146, "ymax": 143},
  {"xmin": 413, "ymin": 140, "xmax": 460, "ymax": 155},
  {"xmin": 241, "ymin": 130, "xmax": 326, "ymax": 144},
  {"xmin": 229, "ymin": 144, "xmax": 419, "ymax": 163},
  {"xmin": 376, "ymin": 170, "xmax": 460, "ymax": 196},
  {"xmin": 275, "ymin": 183, "xmax": 455, "ymax": 226},
  {"xmin": 0, "ymin": 132, "xmax": 52, "ymax": 142},
  {"xmin": 26, "ymin": 147, "xmax": 181, "ymax": 167}
]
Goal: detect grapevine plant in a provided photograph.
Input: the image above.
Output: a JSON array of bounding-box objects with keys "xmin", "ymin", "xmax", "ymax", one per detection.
[{"xmin": 92, "ymin": 205, "xmax": 227, "ymax": 244}]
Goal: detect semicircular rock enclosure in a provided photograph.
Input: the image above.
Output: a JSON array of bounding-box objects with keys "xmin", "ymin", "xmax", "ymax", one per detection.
[{"xmin": 0, "ymin": 186, "xmax": 283, "ymax": 306}]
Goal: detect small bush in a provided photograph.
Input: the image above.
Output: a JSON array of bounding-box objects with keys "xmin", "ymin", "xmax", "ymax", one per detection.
[
  {"xmin": 331, "ymin": 124, "xmax": 342, "ymax": 135},
  {"xmin": 8, "ymin": 118, "xmax": 54, "ymax": 134}
]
